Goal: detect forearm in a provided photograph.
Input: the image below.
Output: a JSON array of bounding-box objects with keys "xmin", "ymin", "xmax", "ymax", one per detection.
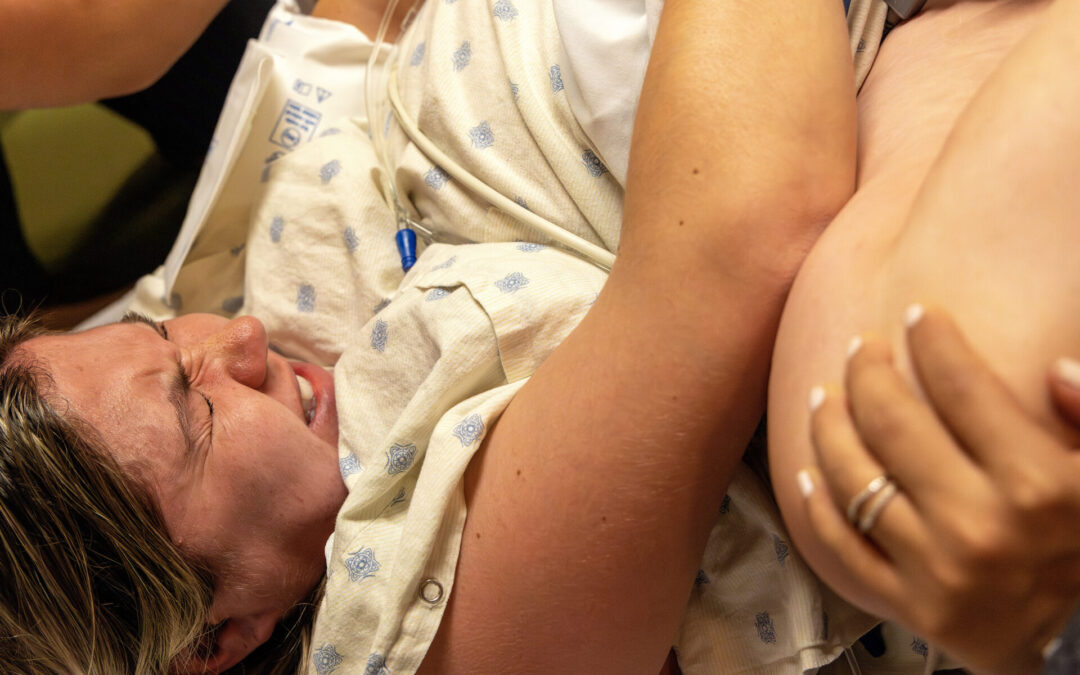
[
  {"xmin": 425, "ymin": 0, "xmax": 855, "ymax": 671},
  {"xmin": 0, "ymin": 0, "xmax": 229, "ymax": 107}
]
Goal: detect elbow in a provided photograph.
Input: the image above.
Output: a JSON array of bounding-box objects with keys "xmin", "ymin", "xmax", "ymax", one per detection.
[
  {"xmin": 91, "ymin": 57, "xmax": 172, "ymax": 99},
  {"xmin": 757, "ymin": 156, "xmax": 855, "ymax": 286}
]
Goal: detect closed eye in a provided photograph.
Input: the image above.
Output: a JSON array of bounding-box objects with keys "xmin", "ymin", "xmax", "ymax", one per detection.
[{"xmin": 123, "ymin": 312, "xmax": 214, "ymax": 445}]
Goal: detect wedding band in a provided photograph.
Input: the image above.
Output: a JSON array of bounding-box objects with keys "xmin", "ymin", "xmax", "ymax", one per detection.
[
  {"xmin": 857, "ymin": 481, "xmax": 899, "ymax": 533},
  {"xmin": 846, "ymin": 474, "xmax": 892, "ymax": 524}
]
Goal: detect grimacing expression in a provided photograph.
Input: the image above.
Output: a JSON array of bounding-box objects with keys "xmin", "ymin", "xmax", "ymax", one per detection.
[{"xmin": 22, "ymin": 313, "xmax": 347, "ymax": 670}]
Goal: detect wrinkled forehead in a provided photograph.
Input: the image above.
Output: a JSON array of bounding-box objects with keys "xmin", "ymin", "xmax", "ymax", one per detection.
[
  {"xmin": 23, "ymin": 324, "xmax": 155, "ymax": 401},
  {"xmin": 20, "ymin": 326, "xmax": 186, "ymax": 483}
]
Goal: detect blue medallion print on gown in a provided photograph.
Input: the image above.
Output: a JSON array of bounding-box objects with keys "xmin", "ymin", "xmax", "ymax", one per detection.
[
  {"xmin": 385, "ymin": 442, "xmax": 417, "ymax": 475},
  {"xmin": 297, "ymin": 284, "xmax": 316, "ymax": 313},
  {"xmin": 221, "ymin": 296, "xmax": 244, "ymax": 314},
  {"xmin": 495, "ymin": 271, "xmax": 529, "ymax": 293},
  {"xmin": 343, "ymin": 226, "xmax": 359, "ymax": 252},
  {"xmin": 371, "ymin": 319, "xmax": 388, "ymax": 352},
  {"xmin": 469, "ymin": 121, "xmax": 494, "ymax": 150},
  {"xmin": 365, "ymin": 654, "xmax": 391, "ymax": 675},
  {"xmin": 694, "ymin": 569, "xmax": 710, "ymax": 586},
  {"xmin": 339, "ymin": 454, "xmax": 362, "ymax": 478},
  {"xmin": 410, "ymin": 41, "xmax": 426, "ymax": 67},
  {"xmin": 426, "ymin": 288, "xmax": 450, "ymax": 302},
  {"xmin": 320, "ymin": 127, "xmax": 342, "ymax": 137},
  {"xmin": 270, "ymin": 215, "xmax": 285, "ymax": 243},
  {"xmin": 312, "ymin": 644, "xmax": 345, "ymax": 674},
  {"xmin": 424, "ymin": 166, "xmax": 448, "ymax": 190},
  {"xmin": 452, "ymin": 413, "xmax": 485, "ymax": 446},
  {"xmin": 260, "ymin": 164, "xmax": 272, "ymax": 183},
  {"xmin": 772, "ymin": 534, "xmax": 789, "ymax": 567},
  {"xmin": 345, "ymin": 546, "xmax": 380, "ymax": 583},
  {"xmin": 549, "ymin": 64, "xmax": 564, "ymax": 92},
  {"xmin": 383, "ymin": 110, "xmax": 393, "ymax": 138},
  {"xmin": 452, "ymin": 41, "xmax": 471, "ymax": 71},
  {"xmin": 516, "ymin": 242, "xmax": 544, "ymax": 252},
  {"xmin": 493, "ymin": 0, "xmax": 518, "ymax": 21},
  {"xmin": 320, "ymin": 159, "xmax": 341, "ymax": 185},
  {"xmin": 582, "ymin": 149, "xmax": 608, "ymax": 177},
  {"xmin": 433, "ymin": 255, "xmax": 457, "ymax": 270},
  {"xmin": 755, "ymin": 611, "xmax": 777, "ymax": 644},
  {"xmin": 911, "ymin": 636, "xmax": 929, "ymax": 658},
  {"xmin": 509, "ymin": 80, "xmax": 519, "ymax": 100}
]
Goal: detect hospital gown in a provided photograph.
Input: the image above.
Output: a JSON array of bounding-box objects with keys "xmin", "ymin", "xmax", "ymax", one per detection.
[{"xmin": 125, "ymin": 0, "xmax": 888, "ymax": 672}]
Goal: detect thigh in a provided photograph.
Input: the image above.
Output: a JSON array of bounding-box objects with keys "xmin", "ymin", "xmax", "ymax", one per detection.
[{"xmin": 768, "ymin": 0, "xmax": 1076, "ymax": 614}]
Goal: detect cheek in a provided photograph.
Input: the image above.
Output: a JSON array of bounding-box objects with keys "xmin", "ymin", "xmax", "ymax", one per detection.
[{"xmin": 225, "ymin": 413, "xmax": 338, "ymax": 496}]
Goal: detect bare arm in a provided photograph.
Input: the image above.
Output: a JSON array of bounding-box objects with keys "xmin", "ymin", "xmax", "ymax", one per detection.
[
  {"xmin": 421, "ymin": 0, "xmax": 856, "ymax": 671},
  {"xmin": 0, "ymin": 0, "xmax": 234, "ymax": 107},
  {"xmin": 0, "ymin": 0, "xmax": 409, "ymax": 109}
]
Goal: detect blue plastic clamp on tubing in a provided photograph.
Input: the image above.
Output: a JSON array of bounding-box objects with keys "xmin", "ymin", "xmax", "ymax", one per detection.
[{"xmin": 396, "ymin": 228, "xmax": 418, "ymax": 271}]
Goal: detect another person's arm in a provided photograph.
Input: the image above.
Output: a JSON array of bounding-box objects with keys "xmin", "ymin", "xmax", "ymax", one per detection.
[
  {"xmin": 800, "ymin": 306, "xmax": 1080, "ymax": 674},
  {"xmin": 0, "ymin": 0, "xmax": 231, "ymax": 107},
  {"xmin": 0, "ymin": 0, "xmax": 402, "ymax": 108},
  {"xmin": 421, "ymin": 0, "xmax": 856, "ymax": 671}
]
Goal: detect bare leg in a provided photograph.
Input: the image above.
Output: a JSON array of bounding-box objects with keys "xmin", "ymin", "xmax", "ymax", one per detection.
[{"xmin": 770, "ymin": 0, "xmax": 1080, "ymax": 621}]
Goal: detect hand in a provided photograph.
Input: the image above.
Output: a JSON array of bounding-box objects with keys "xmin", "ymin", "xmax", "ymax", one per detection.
[{"xmin": 797, "ymin": 305, "xmax": 1080, "ymax": 674}]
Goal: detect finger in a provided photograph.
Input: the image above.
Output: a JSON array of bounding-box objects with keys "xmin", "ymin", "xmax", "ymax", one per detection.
[
  {"xmin": 1049, "ymin": 358, "xmax": 1080, "ymax": 431},
  {"xmin": 904, "ymin": 304, "xmax": 1063, "ymax": 474},
  {"xmin": 844, "ymin": 333, "xmax": 984, "ymax": 508},
  {"xmin": 808, "ymin": 384, "xmax": 928, "ymax": 562},
  {"xmin": 795, "ymin": 466, "xmax": 905, "ymax": 620}
]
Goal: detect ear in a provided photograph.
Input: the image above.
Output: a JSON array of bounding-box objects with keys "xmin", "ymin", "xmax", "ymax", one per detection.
[{"xmin": 171, "ymin": 613, "xmax": 278, "ymax": 674}]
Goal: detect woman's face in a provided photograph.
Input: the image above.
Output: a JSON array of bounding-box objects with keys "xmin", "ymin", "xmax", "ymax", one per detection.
[{"xmin": 22, "ymin": 313, "xmax": 347, "ymax": 668}]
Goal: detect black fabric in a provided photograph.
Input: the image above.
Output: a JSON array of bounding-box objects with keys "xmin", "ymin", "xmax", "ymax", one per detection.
[
  {"xmin": 1043, "ymin": 602, "xmax": 1080, "ymax": 675},
  {"xmin": 0, "ymin": 146, "xmax": 51, "ymax": 307},
  {"xmin": 102, "ymin": 0, "xmax": 276, "ymax": 168},
  {"xmin": 0, "ymin": 0, "xmax": 274, "ymax": 310}
]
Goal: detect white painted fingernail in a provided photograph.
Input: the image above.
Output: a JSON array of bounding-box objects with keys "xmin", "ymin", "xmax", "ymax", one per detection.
[
  {"xmin": 846, "ymin": 335, "xmax": 863, "ymax": 359},
  {"xmin": 797, "ymin": 469, "xmax": 815, "ymax": 498},
  {"xmin": 1053, "ymin": 357, "xmax": 1080, "ymax": 391},
  {"xmin": 1042, "ymin": 636, "xmax": 1063, "ymax": 660},
  {"xmin": 904, "ymin": 303, "xmax": 925, "ymax": 328},
  {"xmin": 808, "ymin": 385, "xmax": 826, "ymax": 412}
]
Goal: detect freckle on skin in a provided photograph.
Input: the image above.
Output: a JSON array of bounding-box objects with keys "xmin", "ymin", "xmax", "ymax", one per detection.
[
  {"xmin": 601, "ymin": 516, "xmax": 607, "ymax": 523},
  {"xmin": 516, "ymin": 469, "xmax": 521, "ymax": 476},
  {"xmin": 476, "ymin": 532, "xmax": 481, "ymax": 539},
  {"xmin": 678, "ymin": 220, "xmax": 684, "ymax": 226},
  {"xmin": 692, "ymin": 167, "xmax": 699, "ymax": 175}
]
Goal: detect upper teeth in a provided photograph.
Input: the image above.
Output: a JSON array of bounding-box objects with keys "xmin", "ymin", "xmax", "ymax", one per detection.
[{"xmin": 297, "ymin": 375, "xmax": 316, "ymax": 422}]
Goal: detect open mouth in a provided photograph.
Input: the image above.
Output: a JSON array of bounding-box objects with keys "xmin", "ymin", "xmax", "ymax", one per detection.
[
  {"xmin": 289, "ymin": 360, "xmax": 338, "ymax": 444},
  {"xmin": 296, "ymin": 374, "xmax": 317, "ymax": 424}
]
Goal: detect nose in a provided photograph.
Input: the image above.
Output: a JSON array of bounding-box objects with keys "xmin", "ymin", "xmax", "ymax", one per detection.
[{"xmin": 202, "ymin": 316, "xmax": 270, "ymax": 389}]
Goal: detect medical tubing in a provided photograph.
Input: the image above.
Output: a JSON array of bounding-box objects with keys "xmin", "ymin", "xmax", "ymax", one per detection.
[
  {"xmin": 366, "ymin": 0, "xmax": 403, "ymax": 215},
  {"xmin": 395, "ymin": 228, "xmax": 418, "ymax": 271},
  {"xmin": 385, "ymin": 67, "xmax": 616, "ymax": 271}
]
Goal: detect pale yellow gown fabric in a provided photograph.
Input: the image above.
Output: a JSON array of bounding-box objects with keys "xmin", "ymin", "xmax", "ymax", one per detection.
[{"xmin": 127, "ymin": 1, "xmax": 890, "ymax": 672}]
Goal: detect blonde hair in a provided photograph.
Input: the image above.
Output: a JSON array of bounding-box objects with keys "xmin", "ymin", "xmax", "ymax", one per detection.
[{"xmin": 0, "ymin": 314, "xmax": 316, "ymax": 674}]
